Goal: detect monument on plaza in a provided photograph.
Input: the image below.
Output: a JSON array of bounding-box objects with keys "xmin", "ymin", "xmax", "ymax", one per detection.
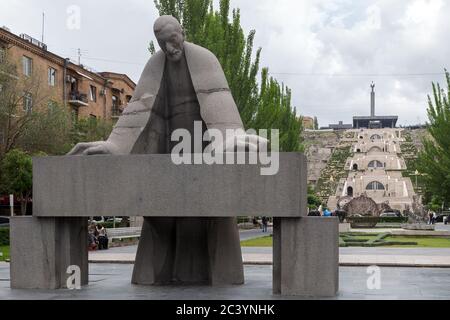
[
  {"xmin": 68, "ymin": 15, "xmax": 266, "ymax": 286},
  {"xmin": 10, "ymin": 15, "xmax": 338, "ymax": 297}
]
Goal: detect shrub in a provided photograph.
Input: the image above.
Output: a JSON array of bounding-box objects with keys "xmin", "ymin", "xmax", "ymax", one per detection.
[
  {"xmin": 347, "ymin": 216, "xmax": 380, "ymax": 228},
  {"xmin": 0, "ymin": 227, "xmax": 10, "ymax": 246},
  {"xmin": 379, "ymin": 217, "xmax": 408, "ymax": 223}
]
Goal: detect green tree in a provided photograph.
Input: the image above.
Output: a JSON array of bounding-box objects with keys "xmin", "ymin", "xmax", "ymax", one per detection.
[
  {"xmin": 417, "ymin": 70, "xmax": 450, "ymax": 206},
  {"xmin": 152, "ymin": 0, "xmax": 302, "ymax": 151},
  {"xmin": 17, "ymin": 103, "xmax": 73, "ymax": 156},
  {"xmin": 307, "ymin": 186, "xmax": 322, "ymax": 210},
  {"xmin": 0, "ymin": 149, "xmax": 33, "ymax": 215},
  {"xmin": 0, "ymin": 57, "xmax": 73, "ymax": 161},
  {"xmin": 314, "ymin": 116, "xmax": 319, "ymax": 130},
  {"xmin": 70, "ymin": 117, "xmax": 114, "ymax": 146}
]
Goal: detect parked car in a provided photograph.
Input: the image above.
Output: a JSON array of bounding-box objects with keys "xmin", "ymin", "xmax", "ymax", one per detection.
[
  {"xmin": 380, "ymin": 210, "xmax": 402, "ymax": 218},
  {"xmin": 0, "ymin": 216, "xmax": 10, "ymax": 227},
  {"xmin": 380, "ymin": 212, "xmax": 398, "ymax": 218},
  {"xmin": 435, "ymin": 214, "xmax": 450, "ymax": 223},
  {"xmin": 90, "ymin": 216, "xmax": 105, "ymax": 224}
]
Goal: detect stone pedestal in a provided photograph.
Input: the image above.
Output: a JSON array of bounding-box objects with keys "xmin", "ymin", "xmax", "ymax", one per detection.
[
  {"xmin": 10, "ymin": 216, "xmax": 88, "ymax": 289},
  {"xmin": 273, "ymin": 217, "xmax": 339, "ymax": 297}
]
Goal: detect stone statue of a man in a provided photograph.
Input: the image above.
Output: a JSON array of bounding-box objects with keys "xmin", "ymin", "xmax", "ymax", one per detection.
[{"xmin": 69, "ymin": 15, "xmax": 265, "ymax": 285}]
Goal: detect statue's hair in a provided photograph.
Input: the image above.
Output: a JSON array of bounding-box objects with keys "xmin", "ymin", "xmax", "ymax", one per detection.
[{"xmin": 153, "ymin": 15, "xmax": 183, "ymax": 35}]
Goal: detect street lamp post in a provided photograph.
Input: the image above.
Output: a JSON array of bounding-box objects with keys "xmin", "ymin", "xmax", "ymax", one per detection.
[
  {"xmin": 9, "ymin": 194, "xmax": 14, "ymax": 216},
  {"xmin": 414, "ymin": 170, "xmax": 419, "ymax": 189}
]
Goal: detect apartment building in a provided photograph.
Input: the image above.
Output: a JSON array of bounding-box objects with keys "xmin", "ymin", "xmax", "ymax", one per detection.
[{"xmin": 0, "ymin": 26, "xmax": 136, "ymax": 120}]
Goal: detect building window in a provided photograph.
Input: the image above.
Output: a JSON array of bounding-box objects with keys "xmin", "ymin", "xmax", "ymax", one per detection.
[
  {"xmin": 89, "ymin": 85, "xmax": 97, "ymax": 102},
  {"xmin": 0, "ymin": 47, "xmax": 5, "ymax": 63},
  {"xmin": 22, "ymin": 56, "xmax": 33, "ymax": 77},
  {"xmin": 368, "ymin": 160, "xmax": 384, "ymax": 169},
  {"xmin": 112, "ymin": 95, "xmax": 119, "ymax": 116},
  {"xmin": 48, "ymin": 67, "xmax": 56, "ymax": 86},
  {"xmin": 366, "ymin": 181, "xmax": 385, "ymax": 191},
  {"xmin": 23, "ymin": 92, "xmax": 33, "ymax": 113},
  {"xmin": 347, "ymin": 186, "xmax": 354, "ymax": 197}
]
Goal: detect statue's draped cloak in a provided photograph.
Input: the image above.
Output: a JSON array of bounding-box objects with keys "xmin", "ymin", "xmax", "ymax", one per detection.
[
  {"xmin": 112, "ymin": 42, "xmax": 244, "ymax": 285},
  {"xmin": 108, "ymin": 42, "xmax": 244, "ymax": 155}
]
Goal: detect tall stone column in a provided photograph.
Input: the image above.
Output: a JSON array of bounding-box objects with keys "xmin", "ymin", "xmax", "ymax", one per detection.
[
  {"xmin": 10, "ymin": 216, "xmax": 88, "ymax": 289},
  {"xmin": 273, "ymin": 217, "xmax": 339, "ymax": 297}
]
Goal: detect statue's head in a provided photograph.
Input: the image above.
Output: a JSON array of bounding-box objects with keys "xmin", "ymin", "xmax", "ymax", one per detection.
[{"xmin": 153, "ymin": 15, "xmax": 185, "ymax": 62}]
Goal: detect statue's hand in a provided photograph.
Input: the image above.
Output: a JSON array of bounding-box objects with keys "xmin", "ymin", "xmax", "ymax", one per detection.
[
  {"xmin": 67, "ymin": 141, "xmax": 119, "ymax": 156},
  {"xmin": 223, "ymin": 134, "xmax": 269, "ymax": 152}
]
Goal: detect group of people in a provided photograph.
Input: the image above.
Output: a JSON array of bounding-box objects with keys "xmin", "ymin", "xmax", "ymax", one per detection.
[
  {"xmin": 308, "ymin": 205, "xmax": 333, "ymax": 217},
  {"xmin": 252, "ymin": 217, "xmax": 270, "ymax": 232},
  {"xmin": 88, "ymin": 222, "xmax": 109, "ymax": 251}
]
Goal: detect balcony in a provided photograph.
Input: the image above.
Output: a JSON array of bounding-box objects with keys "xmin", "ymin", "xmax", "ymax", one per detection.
[{"xmin": 68, "ymin": 92, "xmax": 88, "ymax": 107}]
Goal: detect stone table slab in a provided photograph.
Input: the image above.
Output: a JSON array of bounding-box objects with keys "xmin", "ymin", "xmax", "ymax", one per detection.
[{"xmin": 33, "ymin": 153, "xmax": 307, "ymax": 218}]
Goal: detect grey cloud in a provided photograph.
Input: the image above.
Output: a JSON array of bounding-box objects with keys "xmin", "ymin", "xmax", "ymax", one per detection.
[{"xmin": 1, "ymin": 0, "xmax": 448, "ymax": 126}]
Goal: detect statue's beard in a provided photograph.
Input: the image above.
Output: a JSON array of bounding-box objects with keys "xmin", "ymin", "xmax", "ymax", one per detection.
[{"xmin": 167, "ymin": 49, "xmax": 183, "ymax": 62}]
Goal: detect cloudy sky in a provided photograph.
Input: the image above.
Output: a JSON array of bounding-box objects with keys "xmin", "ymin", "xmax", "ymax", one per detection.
[{"xmin": 1, "ymin": 0, "xmax": 449, "ymax": 127}]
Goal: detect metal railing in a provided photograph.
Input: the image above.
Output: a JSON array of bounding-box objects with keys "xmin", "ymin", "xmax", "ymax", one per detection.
[{"xmin": 68, "ymin": 92, "xmax": 88, "ymax": 104}]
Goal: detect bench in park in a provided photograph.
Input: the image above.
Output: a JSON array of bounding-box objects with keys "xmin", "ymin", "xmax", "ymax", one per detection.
[
  {"xmin": 9, "ymin": 153, "xmax": 338, "ymax": 297},
  {"xmin": 106, "ymin": 227, "xmax": 142, "ymax": 245}
]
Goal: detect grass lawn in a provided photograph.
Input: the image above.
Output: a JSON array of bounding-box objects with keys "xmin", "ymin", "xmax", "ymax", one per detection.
[
  {"xmin": 0, "ymin": 246, "xmax": 10, "ymax": 261},
  {"xmin": 343, "ymin": 235, "xmax": 378, "ymax": 241},
  {"xmin": 386, "ymin": 237, "xmax": 450, "ymax": 248},
  {"xmin": 241, "ymin": 235, "xmax": 450, "ymax": 248},
  {"xmin": 241, "ymin": 236, "xmax": 273, "ymax": 247}
]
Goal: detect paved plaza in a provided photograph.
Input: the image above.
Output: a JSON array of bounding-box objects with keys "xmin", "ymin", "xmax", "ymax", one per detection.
[
  {"xmin": 88, "ymin": 225, "xmax": 450, "ymax": 268},
  {"xmin": 3, "ymin": 226, "xmax": 449, "ymax": 299},
  {"xmin": 1, "ymin": 262, "xmax": 450, "ymax": 300},
  {"xmin": 89, "ymin": 246, "xmax": 450, "ymax": 267}
]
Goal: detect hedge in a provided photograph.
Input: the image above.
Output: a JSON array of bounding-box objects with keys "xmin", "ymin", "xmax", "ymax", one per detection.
[
  {"xmin": 346, "ymin": 216, "xmax": 408, "ymax": 227},
  {"xmin": 347, "ymin": 217, "xmax": 380, "ymax": 228},
  {"xmin": 0, "ymin": 227, "xmax": 10, "ymax": 246},
  {"xmin": 379, "ymin": 217, "xmax": 408, "ymax": 223}
]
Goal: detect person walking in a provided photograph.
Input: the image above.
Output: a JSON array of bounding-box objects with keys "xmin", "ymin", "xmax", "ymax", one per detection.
[
  {"xmin": 428, "ymin": 211, "xmax": 433, "ymax": 225},
  {"xmin": 96, "ymin": 224, "xmax": 109, "ymax": 250},
  {"xmin": 261, "ymin": 216, "xmax": 268, "ymax": 233}
]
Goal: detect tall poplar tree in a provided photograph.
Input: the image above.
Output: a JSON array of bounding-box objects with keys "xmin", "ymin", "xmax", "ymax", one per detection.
[
  {"xmin": 417, "ymin": 70, "xmax": 450, "ymax": 205},
  {"xmin": 152, "ymin": 0, "xmax": 302, "ymax": 151}
]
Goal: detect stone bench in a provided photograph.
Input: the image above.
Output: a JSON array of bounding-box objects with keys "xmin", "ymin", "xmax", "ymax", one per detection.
[
  {"xmin": 10, "ymin": 153, "xmax": 339, "ymax": 297},
  {"xmin": 106, "ymin": 227, "xmax": 142, "ymax": 237},
  {"xmin": 106, "ymin": 227, "xmax": 142, "ymax": 244}
]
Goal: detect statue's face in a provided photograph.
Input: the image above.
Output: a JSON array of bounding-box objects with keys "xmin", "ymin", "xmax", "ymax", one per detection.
[{"xmin": 156, "ymin": 24, "xmax": 185, "ymax": 62}]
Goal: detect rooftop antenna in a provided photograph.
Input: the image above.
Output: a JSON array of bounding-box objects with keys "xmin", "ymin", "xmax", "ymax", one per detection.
[
  {"xmin": 41, "ymin": 12, "xmax": 45, "ymax": 43},
  {"xmin": 78, "ymin": 48, "xmax": 81, "ymax": 65}
]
